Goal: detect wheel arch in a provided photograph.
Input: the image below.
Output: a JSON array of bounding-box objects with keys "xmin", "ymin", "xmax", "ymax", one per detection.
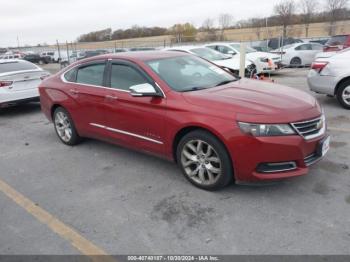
[
  {"xmin": 334, "ymin": 76, "xmax": 350, "ymax": 96},
  {"xmin": 290, "ymin": 56, "xmax": 302, "ymax": 65},
  {"xmin": 51, "ymin": 104, "xmax": 63, "ymax": 119},
  {"xmin": 172, "ymin": 125, "xmax": 232, "ymax": 164}
]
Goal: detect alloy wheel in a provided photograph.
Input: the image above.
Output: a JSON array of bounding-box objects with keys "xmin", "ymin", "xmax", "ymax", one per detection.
[
  {"xmin": 342, "ymin": 86, "xmax": 350, "ymax": 106},
  {"xmin": 181, "ymin": 139, "xmax": 222, "ymax": 185},
  {"xmin": 54, "ymin": 111, "xmax": 73, "ymax": 142}
]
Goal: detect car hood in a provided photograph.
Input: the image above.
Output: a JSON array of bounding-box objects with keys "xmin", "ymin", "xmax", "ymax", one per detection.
[
  {"xmin": 213, "ymin": 56, "xmax": 252, "ymax": 71},
  {"xmin": 182, "ymin": 78, "xmax": 321, "ymax": 123}
]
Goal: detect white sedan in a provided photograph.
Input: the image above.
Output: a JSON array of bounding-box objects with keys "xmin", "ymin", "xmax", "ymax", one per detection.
[
  {"xmin": 204, "ymin": 42, "xmax": 282, "ymax": 73},
  {"xmin": 272, "ymin": 43, "xmax": 323, "ymax": 67},
  {"xmin": 308, "ymin": 48, "xmax": 350, "ymax": 109},
  {"xmin": 0, "ymin": 59, "xmax": 50, "ymax": 108},
  {"xmin": 165, "ymin": 46, "xmax": 255, "ymax": 76}
]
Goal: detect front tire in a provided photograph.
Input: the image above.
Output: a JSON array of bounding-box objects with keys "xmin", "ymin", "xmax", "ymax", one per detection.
[
  {"xmin": 176, "ymin": 130, "xmax": 233, "ymax": 191},
  {"xmin": 336, "ymin": 80, "xmax": 350, "ymax": 109},
  {"xmin": 53, "ymin": 107, "xmax": 81, "ymax": 145}
]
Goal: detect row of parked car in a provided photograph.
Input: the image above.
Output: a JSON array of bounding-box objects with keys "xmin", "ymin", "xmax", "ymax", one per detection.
[
  {"xmin": 0, "ymin": 52, "xmax": 52, "ymax": 64},
  {"xmin": 1, "ymin": 34, "xmax": 350, "ymax": 109}
]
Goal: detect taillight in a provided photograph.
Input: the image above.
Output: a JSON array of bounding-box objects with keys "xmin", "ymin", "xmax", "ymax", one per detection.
[
  {"xmin": 0, "ymin": 81, "xmax": 13, "ymax": 87},
  {"xmin": 311, "ymin": 62, "xmax": 328, "ymax": 73}
]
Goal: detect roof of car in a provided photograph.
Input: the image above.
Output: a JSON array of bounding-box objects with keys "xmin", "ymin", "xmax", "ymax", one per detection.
[
  {"xmin": 166, "ymin": 45, "xmax": 201, "ymax": 50},
  {"xmin": 205, "ymin": 42, "xmax": 238, "ymax": 45},
  {"xmin": 78, "ymin": 50, "xmax": 192, "ymax": 63}
]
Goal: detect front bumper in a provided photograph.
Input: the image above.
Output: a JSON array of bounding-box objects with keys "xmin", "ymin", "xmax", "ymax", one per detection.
[{"xmin": 227, "ymin": 133, "xmax": 328, "ymax": 183}]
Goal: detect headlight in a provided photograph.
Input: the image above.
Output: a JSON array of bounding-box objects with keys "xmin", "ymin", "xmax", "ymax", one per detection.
[{"xmin": 238, "ymin": 122, "xmax": 296, "ymax": 136}]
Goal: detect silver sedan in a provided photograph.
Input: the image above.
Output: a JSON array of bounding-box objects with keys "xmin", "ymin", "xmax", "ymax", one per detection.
[{"xmin": 308, "ymin": 48, "xmax": 350, "ymax": 109}]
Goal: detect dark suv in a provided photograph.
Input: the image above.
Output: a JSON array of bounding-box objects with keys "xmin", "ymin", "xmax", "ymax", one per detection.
[
  {"xmin": 23, "ymin": 54, "xmax": 50, "ymax": 65},
  {"xmin": 324, "ymin": 35, "xmax": 350, "ymax": 52}
]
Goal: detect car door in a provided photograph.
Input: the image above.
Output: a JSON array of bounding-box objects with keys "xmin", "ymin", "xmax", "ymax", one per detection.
[
  {"xmin": 62, "ymin": 60, "xmax": 111, "ymax": 135},
  {"xmin": 295, "ymin": 44, "xmax": 313, "ymax": 65},
  {"xmin": 100, "ymin": 60, "xmax": 167, "ymax": 155}
]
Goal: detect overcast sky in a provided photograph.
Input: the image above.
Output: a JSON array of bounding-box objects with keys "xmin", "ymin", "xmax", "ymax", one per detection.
[{"xmin": 1, "ymin": 0, "xmax": 287, "ymax": 47}]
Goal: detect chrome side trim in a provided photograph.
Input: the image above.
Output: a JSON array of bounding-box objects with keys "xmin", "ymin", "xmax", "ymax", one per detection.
[{"xmin": 89, "ymin": 123, "xmax": 163, "ymax": 145}]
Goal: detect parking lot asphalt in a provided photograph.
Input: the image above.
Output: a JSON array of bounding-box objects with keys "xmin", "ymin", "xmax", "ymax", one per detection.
[{"xmin": 0, "ymin": 65, "xmax": 350, "ymax": 255}]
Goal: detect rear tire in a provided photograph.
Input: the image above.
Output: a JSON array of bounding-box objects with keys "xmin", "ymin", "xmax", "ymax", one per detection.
[
  {"xmin": 290, "ymin": 57, "xmax": 302, "ymax": 67},
  {"xmin": 336, "ymin": 80, "xmax": 350, "ymax": 109},
  {"xmin": 176, "ymin": 130, "xmax": 233, "ymax": 191},
  {"xmin": 53, "ymin": 107, "xmax": 81, "ymax": 145}
]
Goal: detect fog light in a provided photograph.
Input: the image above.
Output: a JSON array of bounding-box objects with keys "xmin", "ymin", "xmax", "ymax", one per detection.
[{"xmin": 257, "ymin": 161, "xmax": 297, "ymax": 173}]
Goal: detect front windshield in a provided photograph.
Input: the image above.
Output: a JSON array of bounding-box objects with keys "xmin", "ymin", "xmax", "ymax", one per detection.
[
  {"xmin": 190, "ymin": 48, "xmax": 229, "ymax": 61},
  {"xmin": 146, "ymin": 55, "xmax": 237, "ymax": 92},
  {"xmin": 229, "ymin": 44, "xmax": 256, "ymax": 53}
]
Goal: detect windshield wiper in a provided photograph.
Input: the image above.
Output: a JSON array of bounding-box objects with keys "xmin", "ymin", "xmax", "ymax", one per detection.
[
  {"xmin": 214, "ymin": 79, "xmax": 237, "ymax": 87},
  {"xmin": 182, "ymin": 86, "xmax": 208, "ymax": 92}
]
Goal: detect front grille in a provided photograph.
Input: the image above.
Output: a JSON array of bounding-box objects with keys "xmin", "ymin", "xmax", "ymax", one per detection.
[{"xmin": 291, "ymin": 116, "xmax": 325, "ymax": 140}]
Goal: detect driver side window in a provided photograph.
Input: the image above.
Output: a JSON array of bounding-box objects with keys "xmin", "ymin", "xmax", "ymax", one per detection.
[{"xmin": 295, "ymin": 44, "xmax": 311, "ymax": 51}]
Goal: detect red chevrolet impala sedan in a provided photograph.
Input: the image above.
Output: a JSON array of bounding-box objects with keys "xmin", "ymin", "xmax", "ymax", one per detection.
[{"xmin": 39, "ymin": 51, "xmax": 330, "ymax": 190}]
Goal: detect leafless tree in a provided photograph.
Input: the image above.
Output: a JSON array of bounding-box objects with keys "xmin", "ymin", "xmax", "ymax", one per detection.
[
  {"xmin": 274, "ymin": 0, "xmax": 296, "ymax": 37},
  {"xmin": 218, "ymin": 13, "xmax": 234, "ymax": 40},
  {"xmin": 325, "ymin": 0, "xmax": 349, "ymax": 35},
  {"xmin": 202, "ymin": 18, "xmax": 214, "ymax": 31},
  {"xmin": 202, "ymin": 18, "xmax": 217, "ymax": 41},
  {"xmin": 300, "ymin": 0, "xmax": 317, "ymax": 37}
]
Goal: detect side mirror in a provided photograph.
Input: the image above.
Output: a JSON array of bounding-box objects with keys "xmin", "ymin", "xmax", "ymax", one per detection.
[
  {"xmin": 129, "ymin": 83, "xmax": 161, "ymax": 97},
  {"xmin": 227, "ymin": 50, "xmax": 236, "ymax": 56}
]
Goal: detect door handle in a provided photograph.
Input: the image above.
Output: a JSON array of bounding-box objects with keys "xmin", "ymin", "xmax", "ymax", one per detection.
[
  {"xmin": 105, "ymin": 95, "xmax": 118, "ymax": 100},
  {"xmin": 69, "ymin": 89, "xmax": 79, "ymax": 95}
]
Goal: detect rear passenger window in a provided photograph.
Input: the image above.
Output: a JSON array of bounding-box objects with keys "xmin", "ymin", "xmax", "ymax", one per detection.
[
  {"xmin": 295, "ymin": 44, "xmax": 311, "ymax": 51},
  {"xmin": 110, "ymin": 64, "xmax": 148, "ymax": 91},
  {"xmin": 312, "ymin": 44, "xmax": 323, "ymax": 50},
  {"xmin": 76, "ymin": 63, "xmax": 105, "ymax": 86}
]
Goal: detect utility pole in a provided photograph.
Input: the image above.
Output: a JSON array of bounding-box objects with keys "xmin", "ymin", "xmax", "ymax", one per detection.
[
  {"xmin": 265, "ymin": 17, "xmax": 269, "ymax": 50},
  {"xmin": 17, "ymin": 36, "xmax": 20, "ymax": 50},
  {"xmin": 239, "ymin": 43, "xmax": 246, "ymax": 78}
]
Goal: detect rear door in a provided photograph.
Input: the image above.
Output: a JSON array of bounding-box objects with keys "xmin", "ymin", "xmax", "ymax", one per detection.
[
  {"xmin": 61, "ymin": 60, "xmax": 110, "ymax": 134},
  {"xmin": 295, "ymin": 44, "xmax": 313, "ymax": 65}
]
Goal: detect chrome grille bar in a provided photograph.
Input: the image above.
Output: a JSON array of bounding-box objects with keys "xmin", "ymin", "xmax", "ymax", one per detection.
[{"xmin": 291, "ymin": 115, "xmax": 325, "ymax": 140}]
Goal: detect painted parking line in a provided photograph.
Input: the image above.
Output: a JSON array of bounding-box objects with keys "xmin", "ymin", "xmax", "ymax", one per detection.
[
  {"xmin": 0, "ymin": 178, "xmax": 117, "ymax": 262},
  {"xmin": 328, "ymin": 127, "xmax": 350, "ymax": 133}
]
